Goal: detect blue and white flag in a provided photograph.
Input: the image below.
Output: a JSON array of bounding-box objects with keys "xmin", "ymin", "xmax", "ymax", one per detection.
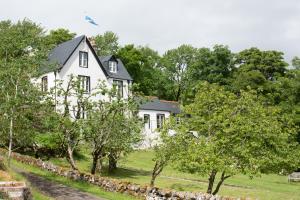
[{"xmin": 85, "ymin": 16, "xmax": 98, "ymax": 26}]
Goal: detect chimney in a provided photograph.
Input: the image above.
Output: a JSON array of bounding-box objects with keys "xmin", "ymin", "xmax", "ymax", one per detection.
[{"xmin": 88, "ymin": 37, "xmax": 98, "ymax": 52}]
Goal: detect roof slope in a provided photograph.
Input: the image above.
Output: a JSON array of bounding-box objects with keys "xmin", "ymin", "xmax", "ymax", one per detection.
[
  {"xmin": 139, "ymin": 97, "xmax": 180, "ymax": 114},
  {"xmin": 99, "ymin": 55, "xmax": 133, "ymax": 80},
  {"xmin": 40, "ymin": 35, "xmax": 85, "ymax": 74}
]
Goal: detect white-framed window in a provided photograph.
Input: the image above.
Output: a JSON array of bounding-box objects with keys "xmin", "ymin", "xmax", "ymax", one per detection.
[
  {"xmin": 79, "ymin": 105, "xmax": 88, "ymax": 119},
  {"xmin": 144, "ymin": 114, "xmax": 150, "ymax": 129},
  {"xmin": 41, "ymin": 76, "xmax": 48, "ymax": 92},
  {"xmin": 113, "ymin": 80, "xmax": 123, "ymax": 97},
  {"xmin": 79, "ymin": 51, "xmax": 88, "ymax": 67},
  {"xmin": 78, "ymin": 75, "xmax": 90, "ymax": 93},
  {"xmin": 109, "ymin": 61, "xmax": 117, "ymax": 73},
  {"xmin": 157, "ymin": 114, "xmax": 165, "ymax": 129}
]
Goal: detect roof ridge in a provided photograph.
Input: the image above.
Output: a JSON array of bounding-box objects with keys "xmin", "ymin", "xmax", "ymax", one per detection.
[{"xmin": 160, "ymin": 100, "xmax": 179, "ymax": 104}]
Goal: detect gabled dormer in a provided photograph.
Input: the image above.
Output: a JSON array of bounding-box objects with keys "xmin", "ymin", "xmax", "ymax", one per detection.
[
  {"xmin": 99, "ymin": 55, "xmax": 133, "ymax": 81},
  {"xmin": 108, "ymin": 56, "xmax": 118, "ymax": 73}
]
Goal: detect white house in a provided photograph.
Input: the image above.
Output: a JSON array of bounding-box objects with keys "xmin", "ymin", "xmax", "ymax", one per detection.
[
  {"xmin": 138, "ymin": 96, "xmax": 180, "ymax": 148},
  {"xmin": 36, "ymin": 35, "xmax": 180, "ymax": 148}
]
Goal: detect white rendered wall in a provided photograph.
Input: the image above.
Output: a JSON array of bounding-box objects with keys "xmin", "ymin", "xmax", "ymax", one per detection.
[
  {"xmin": 35, "ymin": 39, "xmax": 130, "ymax": 117},
  {"xmin": 138, "ymin": 109, "xmax": 171, "ymax": 148}
]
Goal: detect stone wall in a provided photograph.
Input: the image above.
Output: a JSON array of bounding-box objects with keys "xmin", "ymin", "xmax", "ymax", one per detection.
[
  {"xmin": 0, "ymin": 149, "xmax": 241, "ymax": 200},
  {"xmin": 0, "ymin": 182, "xmax": 32, "ymax": 200}
]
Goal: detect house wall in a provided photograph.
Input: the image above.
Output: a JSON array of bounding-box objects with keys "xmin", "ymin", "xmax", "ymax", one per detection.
[
  {"xmin": 138, "ymin": 109, "xmax": 171, "ymax": 148},
  {"xmin": 58, "ymin": 39, "xmax": 108, "ymax": 101},
  {"xmin": 35, "ymin": 39, "xmax": 130, "ymax": 117}
]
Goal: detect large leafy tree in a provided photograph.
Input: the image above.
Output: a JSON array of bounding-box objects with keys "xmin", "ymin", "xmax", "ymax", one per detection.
[
  {"xmin": 43, "ymin": 28, "xmax": 76, "ymax": 48},
  {"xmin": 83, "ymin": 83, "xmax": 142, "ymax": 174},
  {"xmin": 231, "ymin": 48, "xmax": 288, "ymax": 93},
  {"xmin": 45, "ymin": 75, "xmax": 91, "ymax": 170},
  {"xmin": 117, "ymin": 45, "xmax": 166, "ymax": 97},
  {"xmin": 292, "ymin": 56, "xmax": 300, "ymax": 70},
  {"xmin": 183, "ymin": 45, "xmax": 234, "ymax": 103},
  {"xmin": 161, "ymin": 45, "xmax": 198, "ymax": 101},
  {"xmin": 92, "ymin": 31, "xmax": 119, "ymax": 56},
  {"xmin": 191, "ymin": 45, "xmax": 234, "ymax": 85},
  {"xmin": 172, "ymin": 82, "xmax": 299, "ymax": 195},
  {"xmin": 0, "ymin": 19, "xmax": 47, "ymax": 166}
]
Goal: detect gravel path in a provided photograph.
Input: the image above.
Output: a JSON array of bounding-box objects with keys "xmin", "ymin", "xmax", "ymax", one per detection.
[{"xmin": 16, "ymin": 168, "xmax": 107, "ymax": 200}]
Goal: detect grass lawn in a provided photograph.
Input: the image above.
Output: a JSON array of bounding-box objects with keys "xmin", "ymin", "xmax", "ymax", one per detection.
[
  {"xmin": 12, "ymin": 160, "xmax": 139, "ymax": 200},
  {"xmin": 50, "ymin": 150, "xmax": 300, "ymax": 200}
]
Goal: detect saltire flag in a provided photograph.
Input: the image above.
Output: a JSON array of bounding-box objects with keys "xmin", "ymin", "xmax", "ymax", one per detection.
[{"xmin": 85, "ymin": 16, "xmax": 98, "ymax": 26}]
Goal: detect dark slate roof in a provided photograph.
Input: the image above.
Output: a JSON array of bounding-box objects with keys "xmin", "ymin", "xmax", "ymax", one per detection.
[
  {"xmin": 39, "ymin": 35, "xmax": 85, "ymax": 74},
  {"xmin": 39, "ymin": 35, "xmax": 108, "ymax": 77},
  {"xmin": 139, "ymin": 97, "xmax": 180, "ymax": 114},
  {"xmin": 99, "ymin": 55, "xmax": 133, "ymax": 81}
]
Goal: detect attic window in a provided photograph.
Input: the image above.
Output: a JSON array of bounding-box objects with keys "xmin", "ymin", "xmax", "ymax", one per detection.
[
  {"xmin": 79, "ymin": 51, "xmax": 88, "ymax": 67},
  {"xmin": 109, "ymin": 61, "xmax": 117, "ymax": 73}
]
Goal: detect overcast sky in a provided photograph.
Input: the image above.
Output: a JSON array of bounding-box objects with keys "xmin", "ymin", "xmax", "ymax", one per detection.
[{"xmin": 1, "ymin": 0, "xmax": 300, "ymax": 62}]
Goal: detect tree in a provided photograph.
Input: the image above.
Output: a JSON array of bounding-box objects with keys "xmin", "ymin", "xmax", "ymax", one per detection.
[
  {"xmin": 83, "ymin": 83, "xmax": 142, "ymax": 174},
  {"xmin": 117, "ymin": 45, "xmax": 166, "ymax": 97},
  {"xmin": 172, "ymin": 82, "xmax": 299, "ymax": 195},
  {"xmin": 43, "ymin": 28, "xmax": 76, "ymax": 48},
  {"xmin": 0, "ymin": 19, "xmax": 47, "ymax": 166},
  {"xmin": 150, "ymin": 121, "xmax": 180, "ymax": 186},
  {"xmin": 46, "ymin": 75, "xmax": 90, "ymax": 170},
  {"xmin": 183, "ymin": 45, "xmax": 234, "ymax": 103},
  {"xmin": 292, "ymin": 56, "xmax": 300, "ymax": 70},
  {"xmin": 162, "ymin": 45, "xmax": 198, "ymax": 101},
  {"xmin": 191, "ymin": 45, "xmax": 234, "ymax": 85},
  {"xmin": 92, "ymin": 31, "xmax": 119, "ymax": 56}
]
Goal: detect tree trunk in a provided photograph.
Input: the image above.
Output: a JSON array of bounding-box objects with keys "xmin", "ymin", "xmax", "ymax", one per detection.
[
  {"xmin": 67, "ymin": 145, "xmax": 77, "ymax": 170},
  {"xmin": 108, "ymin": 152, "xmax": 117, "ymax": 173},
  {"xmin": 91, "ymin": 156, "xmax": 98, "ymax": 175},
  {"xmin": 212, "ymin": 171, "xmax": 230, "ymax": 195},
  {"xmin": 7, "ymin": 115, "xmax": 13, "ymax": 167},
  {"xmin": 207, "ymin": 169, "xmax": 217, "ymax": 194},
  {"xmin": 91, "ymin": 151, "xmax": 101, "ymax": 175},
  {"xmin": 150, "ymin": 161, "xmax": 164, "ymax": 187}
]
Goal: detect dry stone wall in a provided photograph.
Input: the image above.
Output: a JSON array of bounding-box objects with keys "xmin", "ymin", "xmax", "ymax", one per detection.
[
  {"xmin": 0, "ymin": 149, "xmax": 243, "ymax": 200},
  {"xmin": 0, "ymin": 182, "xmax": 32, "ymax": 200}
]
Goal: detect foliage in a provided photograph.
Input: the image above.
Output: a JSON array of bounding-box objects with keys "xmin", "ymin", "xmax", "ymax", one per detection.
[
  {"xmin": 82, "ymin": 82, "xmax": 142, "ymax": 174},
  {"xmin": 150, "ymin": 119, "xmax": 181, "ymax": 186},
  {"xmin": 172, "ymin": 82, "xmax": 299, "ymax": 194},
  {"xmin": 43, "ymin": 28, "xmax": 76, "ymax": 48},
  {"xmin": 117, "ymin": 45, "xmax": 166, "ymax": 97},
  {"xmin": 161, "ymin": 44, "xmax": 198, "ymax": 101},
  {"xmin": 292, "ymin": 56, "xmax": 300, "ymax": 70},
  {"xmin": 93, "ymin": 31, "xmax": 119, "ymax": 56},
  {"xmin": 43, "ymin": 75, "xmax": 91, "ymax": 169},
  {"xmin": 0, "ymin": 19, "xmax": 47, "ymax": 166},
  {"xmin": 231, "ymin": 48, "xmax": 288, "ymax": 93}
]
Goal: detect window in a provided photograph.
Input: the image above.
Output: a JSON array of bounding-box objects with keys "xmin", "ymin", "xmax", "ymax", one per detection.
[
  {"xmin": 78, "ymin": 105, "xmax": 88, "ymax": 119},
  {"xmin": 113, "ymin": 80, "xmax": 123, "ymax": 97},
  {"xmin": 41, "ymin": 76, "xmax": 48, "ymax": 92},
  {"xmin": 157, "ymin": 114, "xmax": 165, "ymax": 129},
  {"xmin": 109, "ymin": 61, "xmax": 117, "ymax": 73},
  {"xmin": 79, "ymin": 51, "xmax": 88, "ymax": 67},
  {"xmin": 144, "ymin": 114, "xmax": 150, "ymax": 129},
  {"xmin": 78, "ymin": 75, "xmax": 90, "ymax": 93}
]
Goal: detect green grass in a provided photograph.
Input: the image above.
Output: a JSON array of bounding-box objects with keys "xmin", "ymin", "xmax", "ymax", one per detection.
[
  {"xmin": 50, "ymin": 150, "xmax": 300, "ymax": 200},
  {"xmin": 12, "ymin": 160, "xmax": 138, "ymax": 200}
]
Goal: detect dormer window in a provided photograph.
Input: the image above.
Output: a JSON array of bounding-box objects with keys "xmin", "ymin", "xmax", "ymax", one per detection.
[
  {"xmin": 109, "ymin": 61, "xmax": 117, "ymax": 73},
  {"xmin": 79, "ymin": 51, "xmax": 88, "ymax": 67}
]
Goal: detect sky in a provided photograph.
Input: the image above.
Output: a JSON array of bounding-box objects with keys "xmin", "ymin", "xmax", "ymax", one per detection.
[{"xmin": 1, "ymin": 0, "xmax": 300, "ymax": 62}]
